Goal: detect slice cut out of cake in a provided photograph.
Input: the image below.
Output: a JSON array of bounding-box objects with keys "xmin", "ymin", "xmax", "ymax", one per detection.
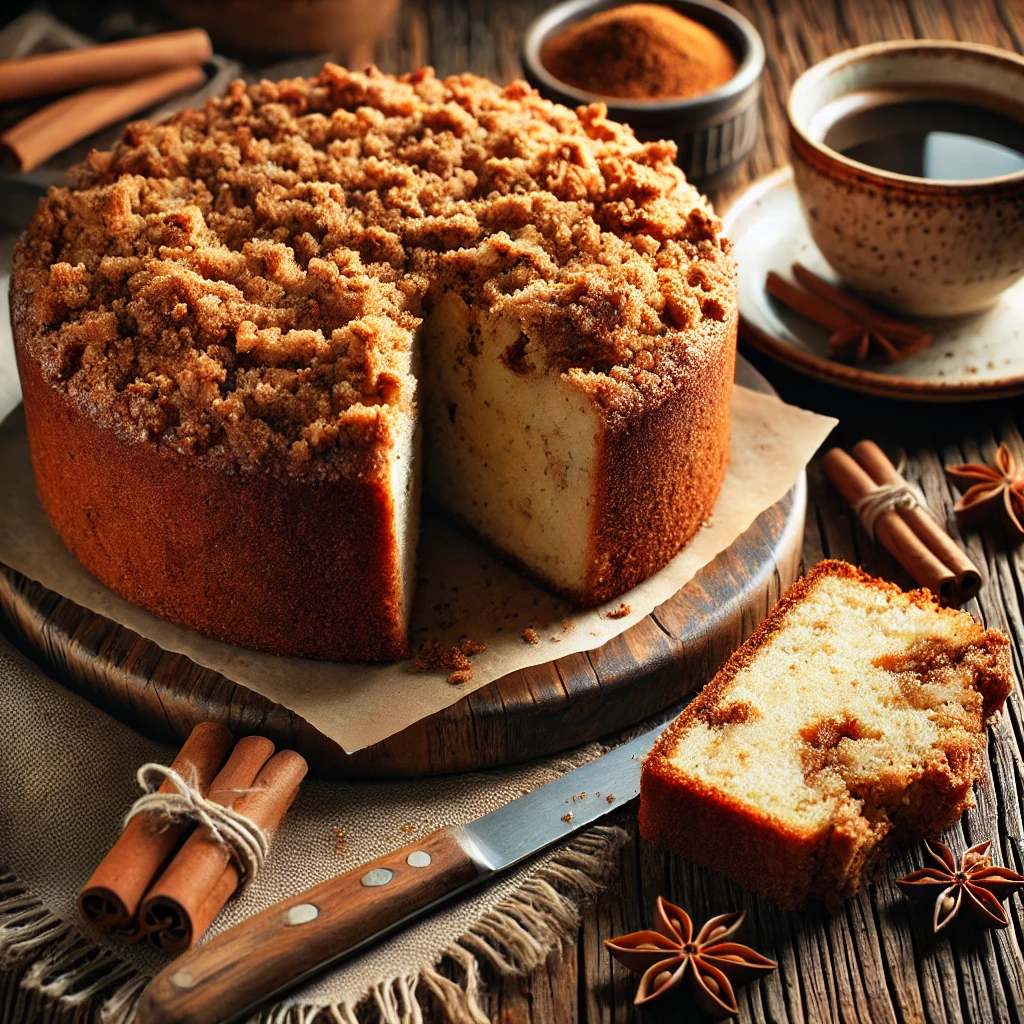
[{"xmin": 639, "ymin": 560, "xmax": 1014, "ymax": 910}]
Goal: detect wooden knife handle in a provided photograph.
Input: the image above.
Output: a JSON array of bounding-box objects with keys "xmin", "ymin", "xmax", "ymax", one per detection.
[{"xmin": 135, "ymin": 829, "xmax": 481, "ymax": 1024}]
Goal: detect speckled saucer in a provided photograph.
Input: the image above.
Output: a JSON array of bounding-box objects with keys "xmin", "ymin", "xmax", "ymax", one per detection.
[{"xmin": 725, "ymin": 167, "xmax": 1024, "ymax": 401}]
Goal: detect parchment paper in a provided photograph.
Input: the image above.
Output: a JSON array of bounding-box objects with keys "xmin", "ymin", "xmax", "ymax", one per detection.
[
  {"xmin": 0, "ymin": 382, "xmax": 835, "ymax": 753},
  {"xmin": 0, "ymin": 232, "xmax": 836, "ymax": 751}
]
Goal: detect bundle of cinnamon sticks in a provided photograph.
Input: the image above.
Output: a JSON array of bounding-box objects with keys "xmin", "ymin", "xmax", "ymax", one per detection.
[
  {"xmin": 78, "ymin": 722, "xmax": 307, "ymax": 952},
  {"xmin": 822, "ymin": 440, "xmax": 982, "ymax": 605},
  {"xmin": 0, "ymin": 28, "xmax": 212, "ymax": 172}
]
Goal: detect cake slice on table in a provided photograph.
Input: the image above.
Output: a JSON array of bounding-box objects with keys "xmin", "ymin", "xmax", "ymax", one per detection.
[{"xmin": 639, "ymin": 560, "xmax": 1014, "ymax": 911}]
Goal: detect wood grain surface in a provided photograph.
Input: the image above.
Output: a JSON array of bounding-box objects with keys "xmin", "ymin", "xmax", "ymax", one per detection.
[
  {"xmin": 367, "ymin": 0, "xmax": 1024, "ymax": 1021},
  {"xmin": 3, "ymin": 0, "xmax": 1023, "ymax": 1021},
  {"xmin": 0, "ymin": 357, "xmax": 803, "ymax": 776}
]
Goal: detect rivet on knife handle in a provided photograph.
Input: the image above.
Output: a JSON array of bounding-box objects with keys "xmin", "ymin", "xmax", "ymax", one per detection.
[{"xmin": 134, "ymin": 829, "xmax": 481, "ymax": 1024}]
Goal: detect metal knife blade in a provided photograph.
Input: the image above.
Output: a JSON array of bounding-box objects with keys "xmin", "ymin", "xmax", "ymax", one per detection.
[
  {"xmin": 450, "ymin": 720, "xmax": 661, "ymax": 874},
  {"xmin": 135, "ymin": 717, "xmax": 669, "ymax": 1024}
]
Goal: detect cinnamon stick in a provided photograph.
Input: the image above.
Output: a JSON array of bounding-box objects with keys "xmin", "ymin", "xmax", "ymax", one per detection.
[
  {"xmin": 852, "ymin": 440, "xmax": 981, "ymax": 602},
  {"xmin": 821, "ymin": 447, "xmax": 958, "ymax": 602},
  {"xmin": 77, "ymin": 721, "xmax": 234, "ymax": 941},
  {"xmin": 767, "ymin": 267, "xmax": 932, "ymax": 363},
  {"xmin": 0, "ymin": 29, "xmax": 212, "ymax": 103},
  {"xmin": 141, "ymin": 740, "xmax": 308, "ymax": 951},
  {"xmin": 791, "ymin": 264, "xmax": 933, "ymax": 346},
  {"xmin": 765, "ymin": 271, "xmax": 858, "ymax": 332},
  {"xmin": 1, "ymin": 64, "xmax": 206, "ymax": 172}
]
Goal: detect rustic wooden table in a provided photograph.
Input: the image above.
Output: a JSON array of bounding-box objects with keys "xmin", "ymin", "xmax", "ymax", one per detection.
[
  {"xmin": 376, "ymin": 1, "xmax": 1024, "ymax": 1021},
  {"xmin": 3, "ymin": 0, "xmax": 1022, "ymax": 1020}
]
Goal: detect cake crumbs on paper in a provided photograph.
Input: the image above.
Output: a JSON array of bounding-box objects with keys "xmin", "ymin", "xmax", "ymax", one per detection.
[
  {"xmin": 606, "ymin": 794, "xmax": 615, "ymax": 803},
  {"xmin": 459, "ymin": 636, "xmax": 487, "ymax": 656},
  {"xmin": 522, "ymin": 627, "xmax": 539, "ymax": 644},
  {"xmin": 332, "ymin": 827, "xmax": 346, "ymax": 855},
  {"xmin": 562, "ymin": 812, "xmax": 573, "ymax": 823},
  {"xmin": 606, "ymin": 603, "xmax": 631, "ymax": 620},
  {"xmin": 414, "ymin": 640, "xmax": 474, "ymax": 685}
]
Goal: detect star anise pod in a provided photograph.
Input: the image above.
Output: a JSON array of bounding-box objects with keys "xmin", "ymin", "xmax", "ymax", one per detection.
[
  {"xmin": 604, "ymin": 897, "xmax": 776, "ymax": 1016},
  {"xmin": 896, "ymin": 839, "xmax": 1024, "ymax": 932},
  {"xmin": 945, "ymin": 443, "xmax": 1024, "ymax": 537},
  {"xmin": 766, "ymin": 264, "xmax": 932, "ymax": 364}
]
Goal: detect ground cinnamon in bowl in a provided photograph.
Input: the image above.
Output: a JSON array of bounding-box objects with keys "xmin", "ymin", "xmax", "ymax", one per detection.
[{"xmin": 540, "ymin": 2, "xmax": 737, "ymax": 101}]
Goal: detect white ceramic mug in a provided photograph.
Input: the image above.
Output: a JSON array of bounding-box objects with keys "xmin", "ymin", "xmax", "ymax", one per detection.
[{"xmin": 787, "ymin": 41, "xmax": 1024, "ymax": 317}]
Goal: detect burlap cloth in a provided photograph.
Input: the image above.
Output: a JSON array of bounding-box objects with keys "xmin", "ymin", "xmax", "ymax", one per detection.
[{"xmin": 0, "ymin": 632, "xmax": 634, "ymax": 1023}]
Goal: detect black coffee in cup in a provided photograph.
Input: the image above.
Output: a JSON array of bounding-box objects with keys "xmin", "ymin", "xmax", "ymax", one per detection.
[{"xmin": 818, "ymin": 91, "xmax": 1024, "ymax": 180}]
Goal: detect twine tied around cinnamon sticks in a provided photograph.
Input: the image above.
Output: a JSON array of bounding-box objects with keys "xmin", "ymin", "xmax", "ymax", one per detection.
[
  {"xmin": 126, "ymin": 762, "xmax": 270, "ymax": 886},
  {"xmin": 852, "ymin": 472, "xmax": 934, "ymax": 540},
  {"xmin": 822, "ymin": 441, "xmax": 982, "ymax": 605},
  {"xmin": 78, "ymin": 724, "xmax": 307, "ymax": 953}
]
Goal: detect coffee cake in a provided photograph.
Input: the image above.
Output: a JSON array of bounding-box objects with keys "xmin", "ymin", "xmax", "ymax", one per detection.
[{"xmin": 12, "ymin": 65, "xmax": 737, "ymax": 661}]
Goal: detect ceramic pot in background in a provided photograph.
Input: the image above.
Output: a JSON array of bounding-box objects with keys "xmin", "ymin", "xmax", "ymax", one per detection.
[
  {"xmin": 167, "ymin": 0, "xmax": 400, "ymax": 61},
  {"xmin": 787, "ymin": 41, "xmax": 1024, "ymax": 318}
]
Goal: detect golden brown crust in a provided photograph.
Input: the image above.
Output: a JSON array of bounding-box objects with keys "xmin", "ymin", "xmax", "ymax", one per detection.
[
  {"xmin": 455, "ymin": 312, "xmax": 734, "ymax": 609},
  {"xmin": 638, "ymin": 560, "xmax": 1015, "ymax": 910},
  {"xmin": 16, "ymin": 345, "xmax": 408, "ymax": 662},
  {"xmin": 583, "ymin": 313, "xmax": 734, "ymax": 604}
]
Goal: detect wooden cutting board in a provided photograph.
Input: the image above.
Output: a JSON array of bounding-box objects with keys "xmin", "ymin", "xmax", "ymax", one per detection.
[{"xmin": 0, "ymin": 357, "xmax": 805, "ymax": 777}]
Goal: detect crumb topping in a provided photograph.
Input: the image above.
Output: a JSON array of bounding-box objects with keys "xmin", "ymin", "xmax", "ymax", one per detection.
[
  {"xmin": 331, "ymin": 827, "xmax": 346, "ymax": 854},
  {"xmin": 14, "ymin": 64, "xmax": 733, "ymax": 476}
]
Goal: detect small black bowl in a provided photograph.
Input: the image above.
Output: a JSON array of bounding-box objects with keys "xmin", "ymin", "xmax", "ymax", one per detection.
[{"xmin": 521, "ymin": 0, "xmax": 765, "ymax": 184}]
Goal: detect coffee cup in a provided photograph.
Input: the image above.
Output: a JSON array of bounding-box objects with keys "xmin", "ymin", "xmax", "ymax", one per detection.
[{"xmin": 787, "ymin": 41, "xmax": 1024, "ymax": 317}]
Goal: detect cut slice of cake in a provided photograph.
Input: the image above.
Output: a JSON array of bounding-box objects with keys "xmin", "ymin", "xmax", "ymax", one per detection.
[{"xmin": 639, "ymin": 560, "xmax": 1014, "ymax": 910}]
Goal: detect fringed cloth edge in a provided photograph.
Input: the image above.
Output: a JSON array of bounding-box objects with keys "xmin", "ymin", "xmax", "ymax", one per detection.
[
  {"xmin": 0, "ymin": 868, "xmax": 142, "ymax": 1024},
  {"xmin": 0, "ymin": 822, "xmax": 630, "ymax": 1024}
]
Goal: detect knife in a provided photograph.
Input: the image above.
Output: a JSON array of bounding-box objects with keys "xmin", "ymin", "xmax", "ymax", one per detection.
[{"xmin": 134, "ymin": 719, "xmax": 666, "ymax": 1024}]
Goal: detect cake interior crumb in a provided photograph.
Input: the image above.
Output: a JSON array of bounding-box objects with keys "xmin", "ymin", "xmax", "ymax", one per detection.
[{"xmin": 669, "ymin": 572, "xmax": 1009, "ymax": 843}]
